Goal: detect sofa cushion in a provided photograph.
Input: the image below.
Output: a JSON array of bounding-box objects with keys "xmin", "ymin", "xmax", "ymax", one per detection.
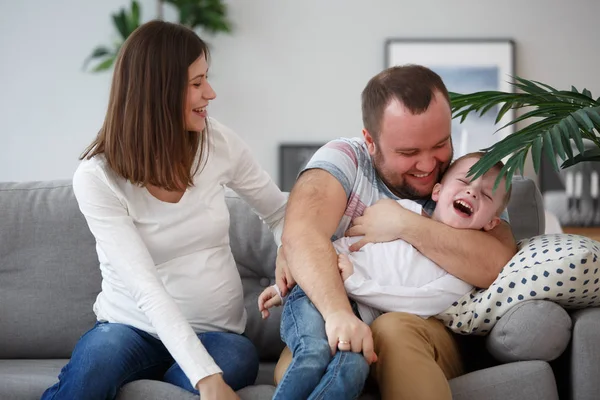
[
  {"xmin": 0, "ymin": 359, "xmax": 68, "ymax": 400},
  {"xmin": 506, "ymin": 176, "xmax": 545, "ymax": 242},
  {"xmin": 225, "ymin": 191, "xmax": 285, "ymax": 361},
  {"xmin": 449, "ymin": 361, "xmax": 558, "ymax": 400},
  {"xmin": 486, "ymin": 300, "xmax": 571, "ymax": 362},
  {"xmin": 438, "ymin": 234, "xmax": 600, "ymax": 335},
  {"xmin": 0, "ymin": 181, "xmax": 100, "ymax": 359}
]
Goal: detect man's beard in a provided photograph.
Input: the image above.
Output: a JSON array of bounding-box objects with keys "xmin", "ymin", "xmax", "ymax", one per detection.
[{"xmin": 373, "ymin": 151, "xmax": 448, "ymax": 200}]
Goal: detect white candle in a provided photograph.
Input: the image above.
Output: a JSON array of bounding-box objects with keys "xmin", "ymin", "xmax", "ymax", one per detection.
[
  {"xmin": 591, "ymin": 171, "xmax": 599, "ymax": 199},
  {"xmin": 575, "ymin": 171, "xmax": 583, "ymax": 198},
  {"xmin": 565, "ymin": 172, "xmax": 574, "ymax": 196}
]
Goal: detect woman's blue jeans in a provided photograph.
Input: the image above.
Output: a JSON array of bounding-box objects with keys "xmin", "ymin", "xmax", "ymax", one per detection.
[
  {"xmin": 273, "ymin": 285, "xmax": 369, "ymax": 400},
  {"xmin": 40, "ymin": 322, "xmax": 259, "ymax": 400}
]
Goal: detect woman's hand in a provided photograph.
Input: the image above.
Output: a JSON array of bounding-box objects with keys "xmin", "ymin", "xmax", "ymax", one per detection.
[
  {"xmin": 345, "ymin": 199, "xmax": 415, "ymax": 251},
  {"xmin": 196, "ymin": 374, "xmax": 240, "ymax": 400}
]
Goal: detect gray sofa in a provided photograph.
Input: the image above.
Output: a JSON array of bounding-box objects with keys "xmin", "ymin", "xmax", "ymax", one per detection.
[{"xmin": 0, "ymin": 176, "xmax": 591, "ymax": 400}]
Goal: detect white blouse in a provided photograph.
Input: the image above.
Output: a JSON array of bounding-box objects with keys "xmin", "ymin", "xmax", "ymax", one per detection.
[{"xmin": 72, "ymin": 118, "xmax": 286, "ymax": 387}]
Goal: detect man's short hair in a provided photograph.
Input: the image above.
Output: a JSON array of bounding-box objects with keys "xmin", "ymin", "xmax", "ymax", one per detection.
[{"xmin": 361, "ymin": 64, "xmax": 450, "ymax": 142}]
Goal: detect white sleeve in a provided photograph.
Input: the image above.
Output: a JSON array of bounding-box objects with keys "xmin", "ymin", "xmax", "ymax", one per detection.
[
  {"xmin": 344, "ymin": 270, "xmax": 472, "ymax": 318},
  {"xmin": 215, "ymin": 120, "xmax": 287, "ymax": 247},
  {"xmin": 397, "ymin": 199, "xmax": 423, "ymax": 215},
  {"xmin": 72, "ymin": 166, "xmax": 221, "ymax": 387}
]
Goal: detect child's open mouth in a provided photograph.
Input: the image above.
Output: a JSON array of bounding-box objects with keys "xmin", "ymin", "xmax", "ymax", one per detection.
[{"xmin": 453, "ymin": 200, "xmax": 473, "ymax": 217}]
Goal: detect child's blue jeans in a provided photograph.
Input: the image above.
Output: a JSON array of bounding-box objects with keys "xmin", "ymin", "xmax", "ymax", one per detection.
[{"xmin": 273, "ymin": 285, "xmax": 370, "ymax": 400}]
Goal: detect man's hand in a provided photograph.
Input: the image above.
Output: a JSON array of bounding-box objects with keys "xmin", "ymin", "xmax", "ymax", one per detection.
[
  {"xmin": 275, "ymin": 245, "xmax": 296, "ymax": 296},
  {"xmin": 345, "ymin": 199, "xmax": 414, "ymax": 251},
  {"xmin": 337, "ymin": 254, "xmax": 354, "ymax": 281},
  {"xmin": 196, "ymin": 374, "xmax": 240, "ymax": 400},
  {"xmin": 324, "ymin": 310, "xmax": 378, "ymax": 365},
  {"xmin": 258, "ymin": 285, "xmax": 283, "ymax": 319}
]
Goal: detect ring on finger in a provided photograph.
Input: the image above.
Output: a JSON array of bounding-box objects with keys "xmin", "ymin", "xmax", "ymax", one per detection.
[{"xmin": 338, "ymin": 340, "xmax": 350, "ymax": 345}]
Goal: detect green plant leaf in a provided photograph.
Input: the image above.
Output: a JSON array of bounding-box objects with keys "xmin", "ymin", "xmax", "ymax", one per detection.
[
  {"xmin": 561, "ymin": 148, "xmax": 600, "ymax": 167},
  {"xmin": 560, "ymin": 131, "xmax": 574, "ymax": 160},
  {"xmin": 584, "ymin": 107, "xmax": 600, "ymax": 127},
  {"xmin": 531, "ymin": 136, "xmax": 543, "ymax": 173},
  {"xmin": 566, "ymin": 116, "xmax": 586, "ymax": 153},
  {"xmin": 112, "ymin": 9, "xmax": 129, "ymax": 40},
  {"xmin": 127, "ymin": 0, "xmax": 140, "ymax": 34},
  {"xmin": 82, "ymin": 46, "xmax": 112, "ymax": 70},
  {"xmin": 549, "ymin": 125, "xmax": 566, "ymax": 161},
  {"xmin": 531, "ymin": 80, "xmax": 558, "ymax": 92},
  {"xmin": 92, "ymin": 57, "xmax": 116, "ymax": 72},
  {"xmin": 543, "ymin": 131, "xmax": 559, "ymax": 171},
  {"xmin": 493, "ymin": 157, "xmax": 513, "ymax": 192},
  {"xmin": 572, "ymin": 108, "xmax": 596, "ymax": 131},
  {"xmin": 558, "ymin": 118, "xmax": 585, "ymax": 155}
]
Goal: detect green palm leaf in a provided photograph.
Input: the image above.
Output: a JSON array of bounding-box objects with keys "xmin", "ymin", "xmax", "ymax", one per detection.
[{"xmin": 450, "ymin": 77, "xmax": 600, "ymax": 188}]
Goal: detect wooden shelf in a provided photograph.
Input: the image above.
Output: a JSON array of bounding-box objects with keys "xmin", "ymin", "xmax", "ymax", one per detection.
[{"xmin": 562, "ymin": 227, "xmax": 600, "ymax": 242}]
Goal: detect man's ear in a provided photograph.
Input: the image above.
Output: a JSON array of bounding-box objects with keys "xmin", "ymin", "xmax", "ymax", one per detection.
[
  {"xmin": 362, "ymin": 129, "xmax": 376, "ymax": 155},
  {"xmin": 483, "ymin": 216, "xmax": 501, "ymax": 232},
  {"xmin": 431, "ymin": 183, "xmax": 442, "ymax": 202}
]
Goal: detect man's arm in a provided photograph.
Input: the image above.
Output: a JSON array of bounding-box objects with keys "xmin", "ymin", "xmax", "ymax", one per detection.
[
  {"xmin": 281, "ymin": 169, "xmax": 376, "ymax": 362},
  {"xmin": 347, "ymin": 199, "xmax": 516, "ymax": 288},
  {"xmin": 281, "ymin": 169, "xmax": 351, "ymax": 317}
]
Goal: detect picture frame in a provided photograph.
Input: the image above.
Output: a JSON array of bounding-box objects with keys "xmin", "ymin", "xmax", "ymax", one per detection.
[
  {"xmin": 385, "ymin": 39, "xmax": 516, "ymax": 158},
  {"xmin": 279, "ymin": 144, "xmax": 324, "ymax": 192}
]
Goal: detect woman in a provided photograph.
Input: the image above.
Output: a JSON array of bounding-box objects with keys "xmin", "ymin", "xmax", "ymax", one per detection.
[{"xmin": 41, "ymin": 20, "xmax": 286, "ymax": 400}]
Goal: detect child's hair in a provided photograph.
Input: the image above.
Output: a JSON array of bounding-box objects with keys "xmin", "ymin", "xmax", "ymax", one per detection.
[{"xmin": 444, "ymin": 152, "xmax": 512, "ymax": 213}]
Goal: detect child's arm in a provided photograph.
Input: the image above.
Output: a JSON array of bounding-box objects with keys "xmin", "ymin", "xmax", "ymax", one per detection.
[
  {"xmin": 344, "ymin": 272, "xmax": 473, "ymax": 318},
  {"xmin": 257, "ymin": 284, "xmax": 285, "ymax": 319}
]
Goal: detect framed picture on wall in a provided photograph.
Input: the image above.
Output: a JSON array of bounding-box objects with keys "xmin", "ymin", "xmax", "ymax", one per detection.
[
  {"xmin": 279, "ymin": 144, "xmax": 324, "ymax": 192},
  {"xmin": 385, "ymin": 39, "xmax": 515, "ymax": 158}
]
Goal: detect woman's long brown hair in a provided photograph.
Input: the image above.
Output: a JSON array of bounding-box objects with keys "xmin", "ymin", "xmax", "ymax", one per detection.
[{"xmin": 81, "ymin": 20, "xmax": 209, "ymax": 191}]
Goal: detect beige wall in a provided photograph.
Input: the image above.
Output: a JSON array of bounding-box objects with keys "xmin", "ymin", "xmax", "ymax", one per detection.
[{"xmin": 1, "ymin": 0, "xmax": 599, "ymax": 182}]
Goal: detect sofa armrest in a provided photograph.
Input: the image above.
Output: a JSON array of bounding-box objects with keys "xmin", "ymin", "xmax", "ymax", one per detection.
[{"xmin": 569, "ymin": 307, "xmax": 600, "ymax": 400}]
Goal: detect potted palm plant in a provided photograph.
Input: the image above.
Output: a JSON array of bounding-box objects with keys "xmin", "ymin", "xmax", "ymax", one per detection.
[
  {"xmin": 450, "ymin": 77, "xmax": 600, "ymax": 189},
  {"xmin": 83, "ymin": 0, "xmax": 231, "ymax": 72}
]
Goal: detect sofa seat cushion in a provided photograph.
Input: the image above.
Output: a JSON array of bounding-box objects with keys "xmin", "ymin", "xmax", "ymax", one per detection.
[
  {"xmin": 438, "ymin": 234, "xmax": 600, "ymax": 335},
  {"xmin": 0, "ymin": 359, "xmax": 68, "ymax": 400},
  {"xmin": 449, "ymin": 361, "xmax": 558, "ymax": 400}
]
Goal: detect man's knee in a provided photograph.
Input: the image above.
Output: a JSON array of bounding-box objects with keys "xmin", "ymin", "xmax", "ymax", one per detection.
[{"xmin": 274, "ymin": 346, "xmax": 292, "ymax": 385}]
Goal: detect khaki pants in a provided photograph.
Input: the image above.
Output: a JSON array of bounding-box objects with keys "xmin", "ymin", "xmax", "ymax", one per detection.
[{"xmin": 274, "ymin": 312, "xmax": 463, "ymax": 400}]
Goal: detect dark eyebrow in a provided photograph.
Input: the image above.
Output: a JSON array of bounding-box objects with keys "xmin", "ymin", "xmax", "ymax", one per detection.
[{"xmin": 395, "ymin": 135, "xmax": 451, "ymax": 152}]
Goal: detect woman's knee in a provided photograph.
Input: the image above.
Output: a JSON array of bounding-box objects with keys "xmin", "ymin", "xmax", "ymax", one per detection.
[{"xmin": 201, "ymin": 332, "xmax": 259, "ymax": 389}]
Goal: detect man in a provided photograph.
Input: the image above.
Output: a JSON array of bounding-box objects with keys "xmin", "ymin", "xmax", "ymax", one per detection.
[{"xmin": 275, "ymin": 65, "xmax": 517, "ymax": 400}]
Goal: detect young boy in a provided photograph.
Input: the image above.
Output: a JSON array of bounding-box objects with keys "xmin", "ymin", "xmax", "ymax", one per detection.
[{"xmin": 258, "ymin": 152, "xmax": 512, "ymax": 399}]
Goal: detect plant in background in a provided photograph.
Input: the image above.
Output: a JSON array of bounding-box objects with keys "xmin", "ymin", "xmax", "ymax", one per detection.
[
  {"xmin": 83, "ymin": 0, "xmax": 231, "ymax": 72},
  {"xmin": 450, "ymin": 78, "xmax": 600, "ymax": 189}
]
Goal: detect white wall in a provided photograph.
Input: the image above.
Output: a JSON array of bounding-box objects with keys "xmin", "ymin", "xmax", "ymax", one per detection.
[{"xmin": 1, "ymin": 0, "xmax": 599, "ymax": 183}]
